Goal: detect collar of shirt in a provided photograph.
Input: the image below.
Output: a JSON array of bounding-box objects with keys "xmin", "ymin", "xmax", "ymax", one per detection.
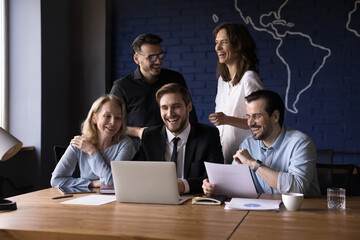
[
  {"xmin": 133, "ymin": 66, "xmax": 143, "ymax": 81},
  {"xmin": 134, "ymin": 66, "xmax": 163, "ymax": 85},
  {"xmin": 165, "ymin": 123, "xmax": 191, "ymax": 145},
  {"xmin": 260, "ymin": 126, "xmax": 286, "ymax": 151},
  {"xmin": 230, "ymin": 74, "xmax": 236, "ymax": 86}
]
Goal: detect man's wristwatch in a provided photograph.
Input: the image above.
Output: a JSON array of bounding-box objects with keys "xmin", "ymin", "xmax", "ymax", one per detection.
[{"xmin": 253, "ymin": 160, "xmax": 263, "ymax": 172}]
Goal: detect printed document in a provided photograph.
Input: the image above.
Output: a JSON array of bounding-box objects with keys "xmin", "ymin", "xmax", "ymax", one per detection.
[
  {"xmin": 205, "ymin": 162, "xmax": 257, "ymax": 198},
  {"xmin": 225, "ymin": 198, "xmax": 282, "ymax": 211},
  {"xmin": 60, "ymin": 195, "xmax": 116, "ymax": 206}
]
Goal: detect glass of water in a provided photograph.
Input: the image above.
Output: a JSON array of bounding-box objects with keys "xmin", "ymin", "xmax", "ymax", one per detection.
[{"xmin": 327, "ymin": 188, "xmax": 346, "ymax": 210}]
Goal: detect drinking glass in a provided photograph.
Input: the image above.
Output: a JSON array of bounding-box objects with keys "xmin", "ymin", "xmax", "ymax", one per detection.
[{"xmin": 327, "ymin": 188, "xmax": 346, "ymax": 210}]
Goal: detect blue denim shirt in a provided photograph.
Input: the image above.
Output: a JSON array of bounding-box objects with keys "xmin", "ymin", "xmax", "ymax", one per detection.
[{"xmin": 233, "ymin": 127, "xmax": 320, "ymax": 195}]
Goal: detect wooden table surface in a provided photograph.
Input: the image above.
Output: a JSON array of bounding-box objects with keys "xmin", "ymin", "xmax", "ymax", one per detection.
[
  {"xmin": 1, "ymin": 188, "xmax": 360, "ymax": 240},
  {"xmin": 230, "ymin": 194, "xmax": 360, "ymax": 240},
  {"xmin": 0, "ymin": 188, "xmax": 245, "ymax": 240}
]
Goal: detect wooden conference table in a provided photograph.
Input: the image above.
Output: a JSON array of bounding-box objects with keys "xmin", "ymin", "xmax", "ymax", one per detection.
[{"xmin": 0, "ymin": 188, "xmax": 359, "ymax": 240}]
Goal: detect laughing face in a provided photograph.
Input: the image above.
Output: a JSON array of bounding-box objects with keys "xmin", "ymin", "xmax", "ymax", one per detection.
[
  {"xmin": 159, "ymin": 92, "xmax": 192, "ymax": 136},
  {"xmin": 246, "ymin": 99, "xmax": 273, "ymax": 142},
  {"xmin": 215, "ymin": 28, "xmax": 238, "ymax": 66},
  {"xmin": 134, "ymin": 43, "xmax": 163, "ymax": 82},
  {"xmin": 92, "ymin": 101, "xmax": 122, "ymax": 140}
]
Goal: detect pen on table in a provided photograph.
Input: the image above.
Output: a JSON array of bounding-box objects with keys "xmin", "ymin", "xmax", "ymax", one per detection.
[{"xmin": 52, "ymin": 194, "xmax": 74, "ymax": 200}]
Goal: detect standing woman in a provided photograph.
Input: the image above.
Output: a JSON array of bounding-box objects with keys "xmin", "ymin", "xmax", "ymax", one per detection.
[
  {"xmin": 209, "ymin": 23, "xmax": 264, "ymax": 164},
  {"xmin": 51, "ymin": 94, "xmax": 135, "ymax": 188}
]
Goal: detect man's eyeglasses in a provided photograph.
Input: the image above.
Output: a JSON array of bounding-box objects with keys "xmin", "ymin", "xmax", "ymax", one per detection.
[
  {"xmin": 137, "ymin": 52, "xmax": 166, "ymax": 62},
  {"xmin": 245, "ymin": 113, "xmax": 263, "ymax": 121}
]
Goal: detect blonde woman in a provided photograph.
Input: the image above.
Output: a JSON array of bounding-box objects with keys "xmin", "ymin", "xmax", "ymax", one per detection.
[
  {"xmin": 51, "ymin": 94, "xmax": 135, "ymax": 188},
  {"xmin": 209, "ymin": 23, "xmax": 264, "ymax": 164}
]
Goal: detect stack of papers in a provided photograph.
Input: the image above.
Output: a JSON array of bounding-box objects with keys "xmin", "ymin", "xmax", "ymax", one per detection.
[{"xmin": 225, "ymin": 198, "xmax": 282, "ymax": 211}]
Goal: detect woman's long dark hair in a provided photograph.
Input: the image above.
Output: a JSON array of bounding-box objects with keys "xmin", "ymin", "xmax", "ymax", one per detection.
[{"xmin": 213, "ymin": 23, "xmax": 259, "ymax": 85}]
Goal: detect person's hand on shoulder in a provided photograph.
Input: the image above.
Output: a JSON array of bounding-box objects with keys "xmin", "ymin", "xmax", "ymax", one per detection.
[{"xmin": 71, "ymin": 135, "xmax": 98, "ymax": 156}]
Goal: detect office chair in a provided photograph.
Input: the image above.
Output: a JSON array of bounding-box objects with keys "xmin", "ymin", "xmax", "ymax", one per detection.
[
  {"xmin": 53, "ymin": 145, "xmax": 80, "ymax": 178},
  {"xmin": 316, "ymin": 149, "xmax": 334, "ymax": 164},
  {"xmin": 316, "ymin": 163, "xmax": 358, "ymax": 196}
]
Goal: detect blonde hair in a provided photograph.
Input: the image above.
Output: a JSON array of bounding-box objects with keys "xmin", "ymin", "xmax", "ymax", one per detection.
[{"xmin": 81, "ymin": 94, "xmax": 127, "ymax": 145}]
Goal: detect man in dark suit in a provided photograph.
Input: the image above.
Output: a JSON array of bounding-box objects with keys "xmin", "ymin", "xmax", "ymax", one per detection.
[{"xmin": 133, "ymin": 83, "xmax": 224, "ymax": 194}]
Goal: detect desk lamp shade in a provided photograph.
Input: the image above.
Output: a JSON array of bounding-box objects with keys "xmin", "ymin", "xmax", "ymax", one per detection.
[
  {"xmin": 0, "ymin": 127, "xmax": 23, "ymax": 211},
  {"xmin": 0, "ymin": 127, "xmax": 23, "ymax": 161}
]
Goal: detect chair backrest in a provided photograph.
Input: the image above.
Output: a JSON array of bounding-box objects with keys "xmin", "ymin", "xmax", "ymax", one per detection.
[
  {"xmin": 316, "ymin": 149, "xmax": 334, "ymax": 164},
  {"xmin": 53, "ymin": 145, "xmax": 80, "ymax": 178},
  {"xmin": 316, "ymin": 163, "xmax": 358, "ymax": 196},
  {"xmin": 53, "ymin": 145, "xmax": 67, "ymax": 164}
]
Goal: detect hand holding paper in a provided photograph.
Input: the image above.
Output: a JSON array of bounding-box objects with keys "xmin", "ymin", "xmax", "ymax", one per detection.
[{"xmin": 204, "ymin": 162, "xmax": 257, "ymax": 198}]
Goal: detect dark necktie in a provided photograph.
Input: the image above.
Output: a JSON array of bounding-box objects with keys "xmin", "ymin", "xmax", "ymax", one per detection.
[{"xmin": 171, "ymin": 137, "xmax": 180, "ymax": 167}]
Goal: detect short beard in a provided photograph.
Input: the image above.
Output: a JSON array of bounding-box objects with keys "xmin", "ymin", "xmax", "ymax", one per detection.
[
  {"xmin": 251, "ymin": 125, "xmax": 271, "ymax": 141},
  {"xmin": 166, "ymin": 116, "xmax": 188, "ymax": 135}
]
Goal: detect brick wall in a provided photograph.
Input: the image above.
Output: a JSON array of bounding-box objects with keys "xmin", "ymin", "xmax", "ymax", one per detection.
[{"xmin": 110, "ymin": 0, "xmax": 360, "ymax": 164}]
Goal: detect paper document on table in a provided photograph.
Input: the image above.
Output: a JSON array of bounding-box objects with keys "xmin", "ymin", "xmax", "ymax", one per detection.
[
  {"xmin": 225, "ymin": 198, "xmax": 282, "ymax": 211},
  {"xmin": 205, "ymin": 162, "xmax": 257, "ymax": 198},
  {"xmin": 60, "ymin": 195, "xmax": 116, "ymax": 206}
]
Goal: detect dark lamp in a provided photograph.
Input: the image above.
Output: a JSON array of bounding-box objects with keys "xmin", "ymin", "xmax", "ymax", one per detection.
[{"xmin": 0, "ymin": 127, "xmax": 23, "ymax": 211}]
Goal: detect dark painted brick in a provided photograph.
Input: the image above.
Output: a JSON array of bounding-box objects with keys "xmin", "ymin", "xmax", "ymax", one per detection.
[{"xmin": 111, "ymin": 0, "xmax": 360, "ymax": 165}]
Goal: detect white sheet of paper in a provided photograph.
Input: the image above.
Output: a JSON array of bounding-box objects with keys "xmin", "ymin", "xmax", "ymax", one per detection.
[
  {"xmin": 225, "ymin": 198, "xmax": 282, "ymax": 211},
  {"xmin": 205, "ymin": 162, "xmax": 257, "ymax": 198},
  {"xmin": 60, "ymin": 195, "xmax": 116, "ymax": 206}
]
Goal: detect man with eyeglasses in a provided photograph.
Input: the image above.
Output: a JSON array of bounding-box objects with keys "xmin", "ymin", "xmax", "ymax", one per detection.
[
  {"xmin": 110, "ymin": 34, "xmax": 198, "ymax": 147},
  {"xmin": 202, "ymin": 90, "xmax": 320, "ymax": 196}
]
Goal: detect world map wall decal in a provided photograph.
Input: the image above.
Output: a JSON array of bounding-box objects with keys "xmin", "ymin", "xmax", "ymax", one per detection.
[{"xmin": 213, "ymin": 0, "xmax": 360, "ymax": 114}]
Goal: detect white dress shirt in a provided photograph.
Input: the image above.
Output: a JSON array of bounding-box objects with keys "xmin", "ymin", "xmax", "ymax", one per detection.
[{"xmin": 165, "ymin": 124, "xmax": 191, "ymax": 193}]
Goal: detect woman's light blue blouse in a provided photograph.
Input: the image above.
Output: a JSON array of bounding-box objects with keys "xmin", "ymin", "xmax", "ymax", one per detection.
[{"xmin": 51, "ymin": 136, "xmax": 135, "ymax": 188}]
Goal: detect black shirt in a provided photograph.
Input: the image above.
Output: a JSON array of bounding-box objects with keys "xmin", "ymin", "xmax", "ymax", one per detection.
[{"xmin": 110, "ymin": 66, "xmax": 198, "ymax": 129}]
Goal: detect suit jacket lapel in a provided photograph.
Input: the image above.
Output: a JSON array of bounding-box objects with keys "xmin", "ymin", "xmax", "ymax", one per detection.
[
  {"xmin": 158, "ymin": 125, "xmax": 167, "ymax": 161},
  {"xmin": 184, "ymin": 125, "xmax": 196, "ymax": 177}
]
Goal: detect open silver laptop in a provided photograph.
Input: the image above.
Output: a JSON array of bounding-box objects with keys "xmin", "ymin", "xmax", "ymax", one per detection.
[{"xmin": 111, "ymin": 161, "xmax": 190, "ymax": 205}]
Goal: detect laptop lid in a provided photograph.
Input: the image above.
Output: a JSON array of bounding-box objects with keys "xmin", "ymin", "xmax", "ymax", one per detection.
[{"xmin": 111, "ymin": 161, "xmax": 189, "ymax": 205}]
